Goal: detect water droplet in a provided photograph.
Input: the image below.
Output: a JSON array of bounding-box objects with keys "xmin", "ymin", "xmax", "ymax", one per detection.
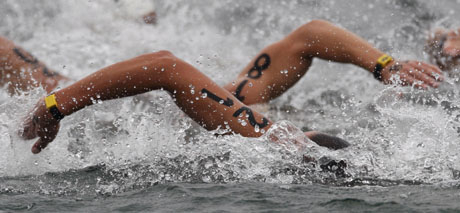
[
  {"xmin": 219, "ymin": 100, "xmax": 224, "ymax": 104},
  {"xmin": 161, "ymin": 68, "xmax": 165, "ymax": 72},
  {"xmin": 248, "ymin": 82, "xmax": 253, "ymax": 87},
  {"xmin": 142, "ymin": 66, "xmax": 147, "ymax": 70},
  {"xmin": 201, "ymin": 92, "xmax": 208, "ymax": 98},
  {"xmin": 254, "ymin": 125, "xmax": 260, "ymax": 132}
]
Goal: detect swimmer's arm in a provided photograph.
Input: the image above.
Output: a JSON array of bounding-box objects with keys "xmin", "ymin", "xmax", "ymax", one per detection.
[
  {"xmin": 295, "ymin": 20, "xmax": 443, "ymax": 88},
  {"xmin": 0, "ymin": 36, "xmax": 69, "ymax": 93},
  {"xmin": 21, "ymin": 51, "xmax": 273, "ymax": 153}
]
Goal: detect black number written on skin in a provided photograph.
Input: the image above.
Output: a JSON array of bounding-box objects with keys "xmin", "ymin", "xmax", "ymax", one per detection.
[
  {"xmin": 234, "ymin": 79, "xmax": 248, "ymax": 102},
  {"xmin": 13, "ymin": 47, "xmax": 60, "ymax": 77},
  {"xmin": 234, "ymin": 53, "xmax": 271, "ymax": 102},
  {"xmin": 201, "ymin": 88, "xmax": 234, "ymax": 107},
  {"xmin": 232, "ymin": 106, "xmax": 269, "ymax": 128},
  {"xmin": 201, "ymin": 88, "xmax": 269, "ymax": 129}
]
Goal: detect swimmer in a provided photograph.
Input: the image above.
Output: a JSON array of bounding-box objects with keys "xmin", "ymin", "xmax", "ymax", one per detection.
[{"xmin": 14, "ymin": 20, "xmax": 443, "ymax": 154}]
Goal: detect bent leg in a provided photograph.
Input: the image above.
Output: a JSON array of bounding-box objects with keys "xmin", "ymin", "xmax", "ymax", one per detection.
[{"xmin": 0, "ymin": 36, "xmax": 68, "ymax": 94}]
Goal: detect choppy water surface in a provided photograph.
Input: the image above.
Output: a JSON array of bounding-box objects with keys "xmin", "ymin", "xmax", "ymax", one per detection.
[{"xmin": 2, "ymin": 0, "xmax": 460, "ymax": 212}]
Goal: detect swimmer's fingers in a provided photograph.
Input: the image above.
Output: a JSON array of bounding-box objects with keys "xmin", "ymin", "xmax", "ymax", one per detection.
[
  {"xmin": 19, "ymin": 97, "xmax": 61, "ymax": 153},
  {"xmin": 20, "ymin": 100, "xmax": 47, "ymax": 140},
  {"xmin": 20, "ymin": 114, "xmax": 38, "ymax": 140},
  {"xmin": 407, "ymin": 61, "xmax": 444, "ymax": 82},
  {"xmin": 385, "ymin": 61, "xmax": 442, "ymax": 89},
  {"xmin": 405, "ymin": 66, "xmax": 440, "ymax": 88},
  {"xmin": 399, "ymin": 75, "xmax": 427, "ymax": 89},
  {"xmin": 32, "ymin": 123, "xmax": 60, "ymax": 154}
]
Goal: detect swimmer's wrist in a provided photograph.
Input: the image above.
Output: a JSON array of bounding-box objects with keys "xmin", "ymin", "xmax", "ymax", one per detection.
[
  {"xmin": 373, "ymin": 54, "xmax": 394, "ymax": 81},
  {"xmin": 51, "ymin": 88, "xmax": 103, "ymax": 116},
  {"xmin": 49, "ymin": 90, "xmax": 83, "ymax": 117},
  {"xmin": 44, "ymin": 94, "xmax": 65, "ymax": 121}
]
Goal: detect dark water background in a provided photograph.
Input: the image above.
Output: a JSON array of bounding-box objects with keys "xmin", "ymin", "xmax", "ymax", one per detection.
[{"xmin": 2, "ymin": 0, "xmax": 460, "ymax": 212}]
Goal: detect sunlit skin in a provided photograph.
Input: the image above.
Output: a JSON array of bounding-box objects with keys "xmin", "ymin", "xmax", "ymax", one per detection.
[
  {"xmin": 440, "ymin": 29, "xmax": 460, "ymax": 57},
  {"xmin": 5, "ymin": 20, "xmax": 449, "ymax": 154},
  {"xmin": 20, "ymin": 52, "xmax": 347, "ymax": 153},
  {"xmin": 224, "ymin": 20, "xmax": 444, "ymax": 105},
  {"xmin": 0, "ymin": 36, "xmax": 70, "ymax": 94},
  {"xmin": 426, "ymin": 28, "xmax": 460, "ymax": 71}
]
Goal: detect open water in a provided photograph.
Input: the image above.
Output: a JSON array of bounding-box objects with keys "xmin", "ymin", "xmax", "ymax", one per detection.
[{"xmin": 1, "ymin": 0, "xmax": 460, "ymax": 212}]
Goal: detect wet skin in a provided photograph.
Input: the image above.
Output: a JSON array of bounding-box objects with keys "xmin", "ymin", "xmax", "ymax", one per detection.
[{"xmin": 17, "ymin": 20, "xmax": 446, "ymax": 154}]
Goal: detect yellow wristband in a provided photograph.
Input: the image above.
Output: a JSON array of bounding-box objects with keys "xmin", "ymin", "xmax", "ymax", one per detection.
[
  {"xmin": 45, "ymin": 94, "xmax": 58, "ymax": 109},
  {"xmin": 44, "ymin": 94, "xmax": 65, "ymax": 120},
  {"xmin": 376, "ymin": 54, "xmax": 393, "ymax": 67},
  {"xmin": 374, "ymin": 54, "xmax": 393, "ymax": 80}
]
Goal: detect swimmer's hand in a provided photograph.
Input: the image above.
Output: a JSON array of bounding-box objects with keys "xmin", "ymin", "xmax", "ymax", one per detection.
[
  {"xmin": 381, "ymin": 60, "xmax": 444, "ymax": 89},
  {"xmin": 441, "ymin": 29, "xmax": 460, "ymax": 57},
  {"xmin": 20, "ymin": 97, "xmax": 60, "ymax": 154},
  {"xmin": 305, "ymin": 131, "xmax": 350, "ymax": 150}
]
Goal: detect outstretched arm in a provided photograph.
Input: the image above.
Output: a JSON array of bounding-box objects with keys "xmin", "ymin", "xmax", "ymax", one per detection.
[
  {"xmin": 21, "ymin": 51, "xmax": 273, "ymax": 153},
  {"xmin": 225, "ymin": 20, "xmax": 444, "ymax": 105}
]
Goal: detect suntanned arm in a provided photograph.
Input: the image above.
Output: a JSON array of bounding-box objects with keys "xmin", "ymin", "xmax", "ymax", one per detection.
[
  {"xmin": 0, "ymin": 36, "xmax": 69, "ymax": 94},
  {"xmin": 21, "ymin": 50, "xmax": 350, "ymax": 154},
  {"xmin": 225, "ymin": 20, "xmax": 444, "ymax": 105},
  {"xmin": 21, "ymin": 51, "xmax": 274, "ymax": 153}
]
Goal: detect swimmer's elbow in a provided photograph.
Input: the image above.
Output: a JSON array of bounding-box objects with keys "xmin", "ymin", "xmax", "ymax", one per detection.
[
  {"xmin": 140, "ymin": 50, "xmax": 176, "ymax": 61},
  {"xmin": 300, "ymin": 19, "xmax": 334, "ymax": 33}
]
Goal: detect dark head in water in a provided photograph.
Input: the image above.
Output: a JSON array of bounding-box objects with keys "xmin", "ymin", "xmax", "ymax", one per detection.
[{"xmin": 306, "ymin": 131, "xmax": 351, "ymax": 150}]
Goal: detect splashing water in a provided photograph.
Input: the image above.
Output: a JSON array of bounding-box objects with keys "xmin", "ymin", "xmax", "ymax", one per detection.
[{"xmin": 1, "ymin": 0, "xmax": 460, "ymax": 198}]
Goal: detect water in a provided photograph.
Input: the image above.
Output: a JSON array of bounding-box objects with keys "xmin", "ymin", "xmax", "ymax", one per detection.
[{"xmin": 1, "ymin": 0, "xmax": 460, "ymax": 212}]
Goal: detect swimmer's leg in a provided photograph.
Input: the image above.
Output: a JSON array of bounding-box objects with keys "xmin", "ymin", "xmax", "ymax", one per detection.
[
  {"xmin": 0, "ymin": 36, "xmax": 68, "ymax": 94},
  {"xmin": 22, "ymin": 51, "xmax": 274, "ymax": 153}
]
